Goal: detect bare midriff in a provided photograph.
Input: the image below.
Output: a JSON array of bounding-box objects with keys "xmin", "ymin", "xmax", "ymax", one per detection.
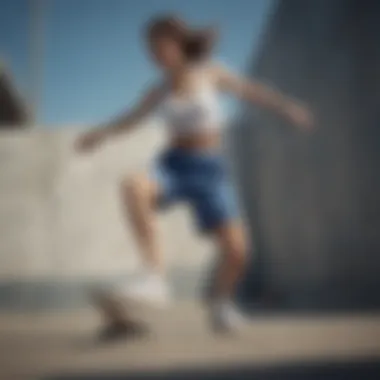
[{"xmin": 170, "ymin": 130, "xmax": 221, "ymax": 151}]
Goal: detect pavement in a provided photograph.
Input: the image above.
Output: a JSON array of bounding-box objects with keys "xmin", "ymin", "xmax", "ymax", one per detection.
[{"xmin": 0, "ymin": 303, "xmax": 380, "ymax": 380}]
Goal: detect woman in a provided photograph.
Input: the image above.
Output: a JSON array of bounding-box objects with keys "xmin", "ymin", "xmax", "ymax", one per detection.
[{"xmin": 77, "ymin": 15, "xmax": 313, "ymax": 334}]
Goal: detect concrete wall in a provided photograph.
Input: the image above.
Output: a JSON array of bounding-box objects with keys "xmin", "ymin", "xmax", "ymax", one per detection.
[
  {"xmin": 236, "ymin": 0, "xmax": 380, "ymax": 310},
  {"xmin": 0, "ymin": 125, "xmax": 214, "ymax": 310}
]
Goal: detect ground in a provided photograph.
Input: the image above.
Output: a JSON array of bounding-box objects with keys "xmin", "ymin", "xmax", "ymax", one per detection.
[{"xmin": 0, "ymin": 303, "xmax": 380, "ymax": 380}]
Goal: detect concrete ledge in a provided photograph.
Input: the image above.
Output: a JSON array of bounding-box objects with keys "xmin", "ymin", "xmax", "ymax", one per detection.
[
  {"xmin": 0, "ymin": 267, "xmax": 210, "ymax": 312},
  {"xmin": 2, "ymin": 275, "xmax": 380, "ymax": 313}
]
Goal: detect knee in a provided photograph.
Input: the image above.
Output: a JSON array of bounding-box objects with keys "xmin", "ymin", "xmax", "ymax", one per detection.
[
  {"xmin": 120, "ymin": 174, "xmax": 151, "ymax": 203},
  {"xmin": 225, "ymin": 234, "xmax": 248, "ymax": 269}
]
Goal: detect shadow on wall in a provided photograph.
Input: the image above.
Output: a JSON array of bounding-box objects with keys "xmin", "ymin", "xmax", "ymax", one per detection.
[{"xmin": 45, "ymin": 358, "xmax": 380, "ymax": 380}]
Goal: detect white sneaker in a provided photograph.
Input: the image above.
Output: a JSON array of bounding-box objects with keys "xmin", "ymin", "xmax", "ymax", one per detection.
[
  {"xmin": 115, "ymin": 270, "xmax": 171, "ymax": 309},
  {"xmin": 210, "ymin": 301, "xmax": 249, "ymax": 333}
]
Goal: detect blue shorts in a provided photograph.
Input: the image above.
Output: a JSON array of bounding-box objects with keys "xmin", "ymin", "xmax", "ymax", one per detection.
[{"xmin": 151, "ymin": 148, "xmax": 241, "ymax": 233}]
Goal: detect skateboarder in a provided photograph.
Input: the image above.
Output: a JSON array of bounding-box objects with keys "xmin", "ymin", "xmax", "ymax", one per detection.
[{"xmin": 76, "ymin": 14, "xmax": 313, "ymax": 337}]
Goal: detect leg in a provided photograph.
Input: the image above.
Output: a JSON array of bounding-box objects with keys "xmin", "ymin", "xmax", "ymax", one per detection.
[
  {"xmin": 206, "ymin": 221, "xmax": 249, "ymax": 333},
  {"xmin": 211, "ymin": 220, "xmax": 248, "ymax": 301},
  {"xmin": 194, "ymin": 180, "xmax": 248, "ymax": 301},
  {"xmin": 120, "ymin": 172, "xmax": 163, "ymax": 272},
  {"xmin": 192, "ymin": 179, "xmax": 249, "ymax": 332},
  {"xmin": 94, "ymin": 170, "xmax": 171, "ymax": 330}
]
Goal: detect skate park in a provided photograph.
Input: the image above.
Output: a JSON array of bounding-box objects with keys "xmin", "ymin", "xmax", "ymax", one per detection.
[{"xmin": 1, "ymin": 0, "xmax": 380, "ymax": 379}]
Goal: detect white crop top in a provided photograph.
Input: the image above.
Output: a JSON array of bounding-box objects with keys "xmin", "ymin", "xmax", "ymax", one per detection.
[{"xmin": 159, "ymin": 64, "xmax": 224, "ymax": 137}]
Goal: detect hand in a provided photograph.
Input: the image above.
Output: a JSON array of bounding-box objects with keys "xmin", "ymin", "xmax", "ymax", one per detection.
[
  {"xmin": 284, "ymin": 102, "xmax": 314, "ymax": 132},
  {"xmin": 75, "ymin": 128, "xmax": 107, "ymax": 153}
]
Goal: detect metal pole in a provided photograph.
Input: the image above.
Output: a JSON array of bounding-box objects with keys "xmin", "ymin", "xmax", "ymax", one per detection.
[{"xmin": 29, "ymin": 0, "xmax": 45, "ymax": 127}]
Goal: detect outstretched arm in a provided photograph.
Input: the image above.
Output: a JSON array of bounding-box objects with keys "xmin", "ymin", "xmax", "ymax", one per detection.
[
  {"xmin": 212, "ymin": 63, "xmax": 313, "ymax": 130},
  {"xmin": 76, "ymin": 82, "xmax": 166, "ymax": 152}
]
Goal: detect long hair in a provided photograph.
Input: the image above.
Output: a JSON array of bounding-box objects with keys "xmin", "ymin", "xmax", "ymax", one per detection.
[{"xmin": 146, "ymin": 15, "xmax": 217, "ymax": 62}]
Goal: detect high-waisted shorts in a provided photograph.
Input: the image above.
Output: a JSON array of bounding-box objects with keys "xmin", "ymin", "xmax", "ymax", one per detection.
[{"xmin": 150, "ymin": 148, "xmax": 241, "ymax": 233}]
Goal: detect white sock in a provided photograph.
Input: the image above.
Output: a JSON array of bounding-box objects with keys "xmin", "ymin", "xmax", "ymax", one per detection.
[{"xmin": 142, "ymin": 266, "xmax": 165, "ymax": 282}]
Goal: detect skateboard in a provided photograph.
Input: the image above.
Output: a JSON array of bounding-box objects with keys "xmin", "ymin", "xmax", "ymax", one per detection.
[{"xmin": 91, "ymin": 289, "xmax": 151, "ymax": 342}]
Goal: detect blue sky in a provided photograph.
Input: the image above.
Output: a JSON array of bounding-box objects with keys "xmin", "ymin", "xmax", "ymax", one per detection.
[{"xmin": 1, "ymin": 0, "xmax": 274, "ymax": 127}]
